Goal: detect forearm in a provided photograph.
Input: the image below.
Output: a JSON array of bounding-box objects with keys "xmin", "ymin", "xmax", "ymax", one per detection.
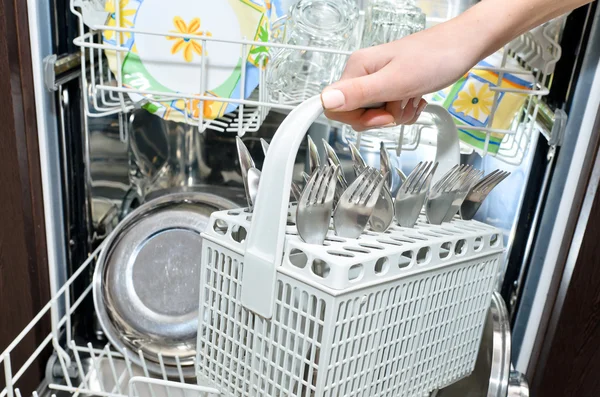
[{"xmin": 441, "ymin": 0, "xmax": 594, "ymax": 65}]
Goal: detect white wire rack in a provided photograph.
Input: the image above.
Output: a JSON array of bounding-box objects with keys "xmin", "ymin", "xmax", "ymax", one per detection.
[
  {"xmin": 0, "ymin": 242, "xmax": 217, "ymax": 397},
  {"xmin": 71, "ymin": 0, "xmax": 562, "ymax": 165}
]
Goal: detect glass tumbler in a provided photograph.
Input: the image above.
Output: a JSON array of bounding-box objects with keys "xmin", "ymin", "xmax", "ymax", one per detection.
[
  {"xmin": 361, "ymin": 0, "xmax": 426, "ymax": 47},
  {"xmin": 267, "ymin": 0, "xmax": 358, "ymax": 104}
]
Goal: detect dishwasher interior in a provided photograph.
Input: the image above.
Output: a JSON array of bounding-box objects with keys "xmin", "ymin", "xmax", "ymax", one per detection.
[{"xmin": 1, "ymin": 0, "xmax": 593, "ymax": 396}]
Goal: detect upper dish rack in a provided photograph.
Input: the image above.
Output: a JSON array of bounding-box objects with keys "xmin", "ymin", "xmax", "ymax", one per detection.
[{"xmin": 70, "ymin": 0, "xmax": 563, "ymax": 166}]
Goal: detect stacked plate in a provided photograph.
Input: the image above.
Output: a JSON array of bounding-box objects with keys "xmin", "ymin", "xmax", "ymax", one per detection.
[{"xmin": 93, "ymin": 192, "xmax": 239, "ymax": 377}]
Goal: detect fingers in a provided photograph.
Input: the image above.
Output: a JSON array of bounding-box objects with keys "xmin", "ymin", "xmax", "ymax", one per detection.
[
  {"xmin": 321, "ymin": 67, "xmax": 399, "ymax": 111},
  {"xmin": 325, "ymin": 97, "xmax": 428, "ymax": 131}
]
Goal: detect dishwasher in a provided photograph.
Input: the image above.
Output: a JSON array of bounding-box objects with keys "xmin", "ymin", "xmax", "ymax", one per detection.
[{"xmin": 2, "ymin": 0, "xmax": 599, "ymax": 396}]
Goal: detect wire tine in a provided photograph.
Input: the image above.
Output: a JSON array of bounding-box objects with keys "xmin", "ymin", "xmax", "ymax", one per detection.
[
  {"xmin": 300, "ymin": 168, "xmax": 319, "ymax": 207},
  {"xmin": 347, "ymin": 168, "xmax": 370, "ymax": 202},
  {"xmin": 464, "ymin": 169, "xmax": 482, "ymax": 191},
  {"xmin": 315, "ymin": 166, "xmax": 332, "ymax": 204},
  {"xmin": 352, "ymin": 168, "xmax": 375, "ymax": 204},
  {"xmin": 291, "ymin": 182, "xmax": 303, "ymax": 201},
  {"xmin": 418, "ymin": 162, "xmax": 439, "ymax": 193},
  {"xmin": 404, "ymin": 161, "xmax": 425, "ymax": 193},
  {"xmin": 438, "ymin": 165, "xmax": 464, "ymax": 192},
  {"xmin": 359, "ymin": 170, "xmax": 382, "ymax": 205},
  {"xmin": 410, "ymin": 161, "xmax": 432, "ymax": 194},
  {"xmin": 363, "ymin": 172, "xmax": 386, "ymax": 206},
  {"xmin": 433, "ymin": 164, "xmax": 460, "ymax": 192},
  {"xmin": 308, "ymin": 167, "xmax": 326, "ymax": 205},
  {"xmin": 473, "ymin": 169, "xmax": 501, "ymax": 191},
  {"xmin": 479, "ymin": 170, "xmax": 506, "ymax": 192},
  {"xmin": 484, "ymin": 171, "xmax": 510, "ymax": 193}
]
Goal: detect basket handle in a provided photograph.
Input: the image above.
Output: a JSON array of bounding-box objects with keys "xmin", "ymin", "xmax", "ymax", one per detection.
[{"xmin": 241, "ymin": 95, "xmax": 460, "ymax": 318}]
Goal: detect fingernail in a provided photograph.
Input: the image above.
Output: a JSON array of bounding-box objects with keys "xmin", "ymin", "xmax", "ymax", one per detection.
[
  {"xmin": 413, "ymin": 97, "xmax": 421, "ymax": 108},
  {"xmin": 321, "ymin": 89, "xmax": 346, "ymax": 110},
  {"xmin": 400, "ymin": 98, "xmax": 409, "ymax": 109},
  {"xmin": 383, "ymin": 122, "xmax": 397, "ymax": 128}
]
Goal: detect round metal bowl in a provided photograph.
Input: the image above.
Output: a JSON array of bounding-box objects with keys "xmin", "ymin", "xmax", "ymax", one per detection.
[
  {"xmin": 435, "ymin": 292, "xmax": 529, "ymax": 397},
  {"xmin": 93, "ymin": 192, "xmax": 239, "ymax": 378}
]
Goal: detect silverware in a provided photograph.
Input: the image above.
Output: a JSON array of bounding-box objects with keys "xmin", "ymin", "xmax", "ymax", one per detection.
[
  {"xmin": 296, "ymin": 166, "xmax": 340, "ymax": 245},
  {"xmin": 333, "ymin": 167, "xmax": 386, "ymax": 238},
  {"xmin": 260, "ymin": 138, "xmax": 302, "ymax": 201},
  {"xmin": 348, "ymin": 142, "xmax": 394, "ymax": 232},
  {"xmin": 370, "ymin": 182, "xmax": 395, "ymax": 232},
  {"xmin": 236, "ymin": 136, "xmax": 256, "ymax": 209},
  {"xmin": 460, "ymin": 170, "xmax": 511, "ymax": 220},
  {"xmin": 394, "ymin": 161, "xmax": 438, "ymax": 228},
  {"xmin": 307, "ymin": 135, "xmax": 321, "ymax": 174},
  {"xmin": 425, "ymin": 165, "xmax": 471, "ymax": 225},
  {"xmin": 260, "ymin": 137, "xmax": 270, "ymax": 157},
  {"xmin": 442, "ymin": 168, "xmax": 483, "ymax": 222},
  {"xmin": 247, "ymin": 167, "xmax": 261, "ymax": 208},
  {"xmin": 396, "ymin": 167, "xmax": 408, "ymax": 184},
  {"xmin": 322, "ymin": 139, "xmax": 349, "ymax": 188},
  {"xmin": 380, "ymin": 142, "xmax": 394, "ymax": 189},
  {"xmin": 348, "ymin": 142, "xmax": 367, "ymax": 177}
]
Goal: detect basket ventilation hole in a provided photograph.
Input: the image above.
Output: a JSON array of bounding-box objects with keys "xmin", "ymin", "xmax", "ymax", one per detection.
[
  {"xmin": 398, "ymin": 251, "xmax": 413, "ymax": 269},
  {"xmin": 231, "ymin": 225, "xmax": 247, "ymax": 243},
  {"xmin": 374, "ymin": 257, "xmax": 389, "ymax": 275},
  {"xmin": 490, "ymin": 234, "xmax": 500, "ymax": 247},
  {"xmin": 344, "ymin": 246, "xmax": 370, "ymax": 254},
  {"xmin": 289, "ymin": 249, "xmax": 308, "ymax": 269},
  {"xmin": 440, "ymin": 242, "xmax": 452, "ymax": 259},
  {"xmin": 455, "ymin": 239, "xmax": 467, "ymax": 256},
  {"xmin": 312, "ymin": 259, "xmax": 330, "ymax": 278},
  {"xmin": 474, "ymin": 236, "xmax": 484, "ymax": 251},
  {"xmin": 348, "ymin": 264, "xmax": 364, "ymax": 281},
  {"xmin": 359, "ymin": 243, "xmax": 384, "ymax": 250},
  {"xmin": 417, "ymin": 247, "xmax": 431, "ymax": 265},
  {"xmin": 213, "ymin": 219, "xmax": 228, "ymax": 235},
  {"xmin": 327, "ymin": 250, "xmax": 354, "ymax": 258}
]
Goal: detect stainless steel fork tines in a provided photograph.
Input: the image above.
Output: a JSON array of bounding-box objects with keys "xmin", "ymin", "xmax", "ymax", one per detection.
[
  {"xmin": 442, "ymin": 168, "xmax": 484, "ymax": 222},
  {"xmin": 307, "ymin": 135, "xmax": 321, "ymax": 175},
  {"xmin": 333, "ymin": 167, "xmax": 386, "ymax": 239},
  {"xmin": 296, "ymin": 166, "xmax": 340, "ymax": 245},
  {"xmin": 460, "ymin": 170, "xmax": 511, "ymax": 220},
  {"xmin": 425, "ymin": 164, "xmax": 472, "ymax": 225},
  {"xmin": 394, "ymin": 161, "xmax": 439, "ymax": 228}
]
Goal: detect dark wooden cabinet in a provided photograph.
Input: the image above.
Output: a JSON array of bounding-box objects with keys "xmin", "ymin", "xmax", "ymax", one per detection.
[{"xmin": 0, "ymin": 0, "xmax": 51, "ymax": 391}]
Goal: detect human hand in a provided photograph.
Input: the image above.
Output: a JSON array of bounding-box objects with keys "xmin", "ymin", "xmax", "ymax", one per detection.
[{"xmin": 320, "ymin": 16, "xmax": 484, "ymax": 131}]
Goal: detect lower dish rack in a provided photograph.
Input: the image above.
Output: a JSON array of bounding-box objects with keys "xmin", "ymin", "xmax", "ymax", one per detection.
[{"xmin": 0, "ymin": 218, "xmax": 502, "ymax": 397}]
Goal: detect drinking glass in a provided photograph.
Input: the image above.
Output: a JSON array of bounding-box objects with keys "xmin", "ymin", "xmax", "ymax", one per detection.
[
  {"xmin": 267, "ymin": 0, "xmax": 358, "ymax": 104},
  {"xmin": 361, "ymin": 0, "xmax": 426, "ymax": 47}
]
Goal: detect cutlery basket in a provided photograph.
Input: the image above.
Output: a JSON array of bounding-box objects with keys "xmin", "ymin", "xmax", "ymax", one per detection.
[{"xmin": 196, "ymin": 96, "xmax": 504, "ymax": 397}]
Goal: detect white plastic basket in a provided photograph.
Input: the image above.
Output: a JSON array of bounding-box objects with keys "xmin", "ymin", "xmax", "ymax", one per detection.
[{"xmin": 196, "ymin": 96, "xmax": 504, "ymax": 397}]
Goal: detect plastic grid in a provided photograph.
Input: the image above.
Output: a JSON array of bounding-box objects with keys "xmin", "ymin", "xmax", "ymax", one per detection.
[{"xmin": 197, "ymin": 207, "xmax": 502, "ymax": 397}]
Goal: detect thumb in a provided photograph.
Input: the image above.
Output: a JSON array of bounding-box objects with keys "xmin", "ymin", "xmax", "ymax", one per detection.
[{"xmin": 321, "ymin": 69, "xmax": 400, "ymax": 112}]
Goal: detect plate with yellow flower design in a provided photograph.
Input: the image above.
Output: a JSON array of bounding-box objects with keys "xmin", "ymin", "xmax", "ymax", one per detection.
[{"xmin": 103, "ymin": 0, "xmax": 278, "ymax": 123}]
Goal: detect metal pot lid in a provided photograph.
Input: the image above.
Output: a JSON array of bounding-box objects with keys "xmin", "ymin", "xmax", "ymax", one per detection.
[{"xmin": 93, "ymin": 192, "xmax": 238, "ymax": 377}]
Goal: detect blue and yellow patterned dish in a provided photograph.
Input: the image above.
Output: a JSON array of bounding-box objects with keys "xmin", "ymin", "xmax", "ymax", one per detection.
[{"xmin": 103, "ymin": 0, "xmax": 282, "ymax": 124}]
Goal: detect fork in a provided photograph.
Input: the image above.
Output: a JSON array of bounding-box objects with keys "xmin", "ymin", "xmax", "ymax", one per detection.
[
  {"xmin": 425, "ymin": 165, "xmax": 471, "ymax": 225},
  {"xmin": 460, "ymin": 170, "xmax": 511, "ymax": 220},
  {"xmin": 442, "ymin": 168, "xmax": 484, "ymax": 222},
  {"xmin": 296, "ymin": 166, "xmax": 340, "ymax": 245},
  {"xmin": 333, "ymin": 167, "xmax": 386, "ymax": 238},
  {"xmin": 348, "ymin": 142, "xmax": 395, "ymax": 232},
  {"xmin": 394, "ymin": 161, "xmax": 438, "ymax": 228}
]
